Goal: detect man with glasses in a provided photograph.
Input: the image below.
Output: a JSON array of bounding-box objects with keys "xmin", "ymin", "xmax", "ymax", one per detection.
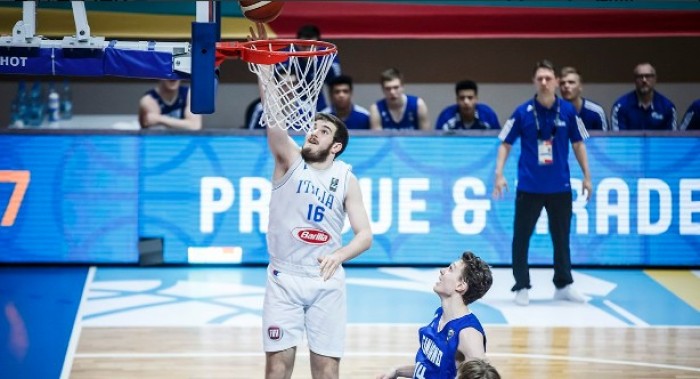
[{"xmin": 611, "ymin": 63, "xmax": 677, "ymax": 130}]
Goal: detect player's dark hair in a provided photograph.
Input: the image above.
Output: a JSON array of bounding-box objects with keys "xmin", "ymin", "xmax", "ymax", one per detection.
[
  {"xmin": 533, "ymin": 59, "xmax": 557, "ymax": 77},
  {"xmin": 457, "ymin": 359, "xmax": 501, "ymax": 379},
  {"xmin": 297, "ymin": 24, "xmax": 321, "ymax": 40},
  {"xmin": 455, "ymin": 80, "xmax": 478, "ymax": 96},
  {"xmin": 329, "ymin": 75, "xmax": 354, "ymax": 91},
  {"xmin": 380, "ymin": 68, "xmax": 403, "ymax": 85},
  {"xmin": 560, "ymin": 66, "xmax": 581, "ymax": 81},
  {"xmin": 315, "ymin": 113, "xmax": 349, "ymax": 158},
  {"xmin": 460, "ymin": 251, "xmax": 493, "ymax": 305}
]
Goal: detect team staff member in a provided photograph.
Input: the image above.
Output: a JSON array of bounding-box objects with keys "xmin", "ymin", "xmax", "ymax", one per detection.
[
  {"xmin": 611, "ymin": 62, "xmax": 676, "ymax": 131},
  {"xmin": 493, "ymin": 60, "xmax": 592, "ymax": 307}
]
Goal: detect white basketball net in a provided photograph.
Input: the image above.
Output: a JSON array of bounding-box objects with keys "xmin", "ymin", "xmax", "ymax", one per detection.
[{"xmin": 247, "ymin": 41, "xmax": 337, "ymax": 132}]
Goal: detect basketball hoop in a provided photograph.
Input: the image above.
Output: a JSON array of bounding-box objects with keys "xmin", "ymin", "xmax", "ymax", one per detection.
[{"xmin": 216, "ymin": 39, "xmax": 337, "ymax": 132}]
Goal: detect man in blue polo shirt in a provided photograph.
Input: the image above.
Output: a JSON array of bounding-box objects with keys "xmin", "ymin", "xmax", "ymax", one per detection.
[
  {"xmin": 611, "ymin": 62, "xmax": 676, "ymax": 130},
  {"xmin": 559, "ymin": 67, "xmax": 608, "ymax": 131},
  {"xmin": 436, "ymin": 80, "xmax": 500, "ymax": 131},
  {"xmin": 320, "ymin": 75, "xmax": 370, "ymax": 130},
  {"xmin": 493, "ymin": 60, "xmax": 592, "ymax": 307}
]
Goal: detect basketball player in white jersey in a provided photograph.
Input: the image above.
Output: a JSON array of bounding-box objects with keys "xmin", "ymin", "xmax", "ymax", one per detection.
[{"xmin": 263, "ymin": 80, "xmax": 373, "ymax": 378}]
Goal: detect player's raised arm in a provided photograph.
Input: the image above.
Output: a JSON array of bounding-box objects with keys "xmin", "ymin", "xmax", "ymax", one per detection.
[{"xmin": 248, "ymin": 23, "xmax": 300, "ymax": 176}]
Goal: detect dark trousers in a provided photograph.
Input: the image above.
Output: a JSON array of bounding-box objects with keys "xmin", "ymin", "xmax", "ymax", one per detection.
[{"xmin": 511, "ymin": 190, "xmax": 573, "ymax": 291}]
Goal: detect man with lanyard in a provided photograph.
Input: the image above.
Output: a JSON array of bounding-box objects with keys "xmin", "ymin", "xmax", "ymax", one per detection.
[
  {"xmin": 493, "ymin": 60, "xmax": 592, "ymax": 307},
  {"xmin": 435, "ymin": 80, "xmax": 500, "ymax": 131}
]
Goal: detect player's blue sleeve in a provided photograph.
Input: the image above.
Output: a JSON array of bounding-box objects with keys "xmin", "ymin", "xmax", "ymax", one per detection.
[
  {"xmin": 680, "ymin": 100, "xmax": 700, "ymax": 130},
  {"xmin": 665, "ymin": 103, "xmax": 677, "ymax": 130},
  {"xmin": 499, "ymin": 110, "xmax": 520, "ymax": 144},
  {"xmin": 569, "ymin": 114, "xmax": 587, "ymax": 142},
  {"xmin": 610, "ymin": 101, "xmax": 625, "ymax": 131},
  {"xmin": 435, "ymin": 107, "xmax": 451, "ymax": 130},
  {"xmin": 483, "ymin": 106, "xmax": 501, "ymax": 129}
]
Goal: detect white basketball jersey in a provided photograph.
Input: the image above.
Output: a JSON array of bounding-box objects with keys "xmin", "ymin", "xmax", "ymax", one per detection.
[{"xmin": 267, "ymin": 156, "xmax": 351, "ymax": 268}]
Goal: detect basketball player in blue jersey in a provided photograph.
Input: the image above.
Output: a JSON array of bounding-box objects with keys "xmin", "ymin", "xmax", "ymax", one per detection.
[
  {"xmin": 377, "ymin": 251, "xmax": 493, "ymax": 379},
  {"xmin": 435, "ymin": 80, "xmax": 500, "ymax": 131},
  {"xmin": 370, "ymin": 68, "xmax": 430, "ymax": 130},
  {"xmin": 320, "ymin": 75, "xmax": 370, "ymax": 130},
  {"xmin": 255, "ymin": 21, "xmax": 373, "ymax": 378},
  {"xmin": 559, "ymin": 67, "xmax": 608, "ymax": 131},
  {"xmin": 138, "ymin": 79, "xmax": 202, "ymax": 130},
  {"xmin": 611, "ymin": 62, "xmax": 676, "ymax": 131},
  {"xmin": 493, "ymin": 60, "xmax": 591, "ymax": 307}
]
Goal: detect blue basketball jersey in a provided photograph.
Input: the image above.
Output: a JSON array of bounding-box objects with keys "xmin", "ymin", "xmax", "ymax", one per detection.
[
  {"xmin": 413, "ymin": 307, "xmax": 486, "ymax": 379},
  {"xmin": 577, "ymin": 98, "xmax": 608, "ymax": 131},
  {"xmin": 376, "ymin": 95, "xmax": 420, "ymax": 129},
  {"xmin": 320, "ymin": 104, "xmax": 370, "ymax": 129},
  {"xmin": 435, "ymin": 104, "xmax": 500, "ymax": 130},
  {"xmin": 146, "ymin": 86, "xmax": 188, "ymax": 120}
]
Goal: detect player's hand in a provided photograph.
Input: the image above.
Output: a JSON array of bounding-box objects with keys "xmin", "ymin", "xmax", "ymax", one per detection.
[
  {"xmin": 492, "ymin": 174, "xmax": 508, "ymax": 199},
  {"xmin": 317, "ymin": 254, "xmax": 342, "ymax": 281},
  {"xmin": 248, "ymin": 23, "xmax": 268, "ymax": 42},
  {"xmin": 582, "ymin": 176, "xmax": 593, "ymax": 201}
]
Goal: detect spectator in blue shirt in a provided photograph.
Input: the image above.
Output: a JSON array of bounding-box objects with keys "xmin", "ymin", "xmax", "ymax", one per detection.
[
  {"xmin": 559, "ymin": 67, "xmax": 608, "ymax": 131},
  {"xmin": 611, "ymin": 63, "xmax": 677, "ymax": 130},
  {"xmin": 493, "ymin": 60, "xmax": 592, "ymax": 307},
  {"xmin": 369, "ymin": 68, "xmax": 430, "ymax": 130},
  {"xmin": 680, "ymin": 99, "xmax": 700, "ymax": 131},
  {"xmin": 320, "ymin": 75, "xmax": 370, "ymax": 130},
  {"xmin": 436, "ymin": 80, "xmax": 500, "ymax": 131}
]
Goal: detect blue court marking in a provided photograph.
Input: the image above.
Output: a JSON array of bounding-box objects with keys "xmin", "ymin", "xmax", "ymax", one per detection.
[
  {"xmin": 86, "ymin": 267, "xmax": 700, "ymax": 327},
  {"xmin": 0, "ymin": 267, "xmax": 88, "ymax": 379},
  {"xmin": 580, "ymin": 269, "xmax": 700, "ymax": 326}
]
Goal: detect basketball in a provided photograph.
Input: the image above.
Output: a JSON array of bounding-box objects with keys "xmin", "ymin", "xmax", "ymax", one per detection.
[{"xmin": 239, "ymin": 1, "xmax": 284, "ymax": 23}]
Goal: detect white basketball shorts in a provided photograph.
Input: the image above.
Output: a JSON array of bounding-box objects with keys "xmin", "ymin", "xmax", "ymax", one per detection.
[{"xmin": 262, "ymin": 264, "xmax": 347, "ymax": 358}]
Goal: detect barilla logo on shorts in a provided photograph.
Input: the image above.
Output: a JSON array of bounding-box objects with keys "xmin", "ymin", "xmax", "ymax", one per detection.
[
  {"xmin": 268, "ymin": 326, "xmax": 283, "ymax": 341},
  {"xmin": 293, "ymin": 228, "xmax": 331, "ymax": 245}
]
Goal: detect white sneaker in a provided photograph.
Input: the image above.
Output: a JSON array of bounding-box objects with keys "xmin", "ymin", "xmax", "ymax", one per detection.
[
  {"xmin": 554, "ymin": 284, "xmax": 587, "ymax": 303},
  {"xmin": 514, "ymin": 289, "xmax": 529, "ymax": 306}
]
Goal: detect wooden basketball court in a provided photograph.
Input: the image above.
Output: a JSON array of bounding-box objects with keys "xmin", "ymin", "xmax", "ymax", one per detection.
[
  {"xmin": 65, "ymin": 266, "xmax": 700, "ymax": 378},
  {"xmin": 71, "ymin": 325, "xmax": 700, "ymax": 378}
]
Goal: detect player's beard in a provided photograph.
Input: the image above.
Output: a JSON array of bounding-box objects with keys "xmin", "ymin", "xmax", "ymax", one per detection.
[{"xmin": 301, "ymin": 144, "xmax": 332, "ymax": 163}]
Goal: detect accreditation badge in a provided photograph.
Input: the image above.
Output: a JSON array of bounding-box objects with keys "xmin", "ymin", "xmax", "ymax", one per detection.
[{"xmin": 538, "ymin": 139, "xmax": 554, "ymax": 165}]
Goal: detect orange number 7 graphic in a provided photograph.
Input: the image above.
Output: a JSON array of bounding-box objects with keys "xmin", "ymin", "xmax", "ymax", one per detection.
[{"xmin": 0, "ymin": 170, "xmax": 31, "ymax": 227}]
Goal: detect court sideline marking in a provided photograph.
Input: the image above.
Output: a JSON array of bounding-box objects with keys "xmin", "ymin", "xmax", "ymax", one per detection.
[{"xmin": 61, "ymin": 266, "xmax": 95, "ymax": 379}]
